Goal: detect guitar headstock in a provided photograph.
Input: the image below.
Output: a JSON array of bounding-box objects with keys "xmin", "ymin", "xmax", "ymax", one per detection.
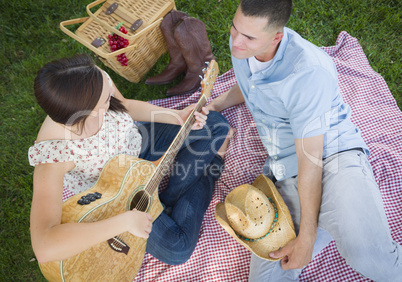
[{"xmin": 200, "ymin": 60, "xmax": 219, "ymax": 100}]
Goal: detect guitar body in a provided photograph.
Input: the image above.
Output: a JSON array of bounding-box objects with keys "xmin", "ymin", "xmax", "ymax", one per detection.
[{"xmin": 39, "ymin": 154, "xmax": 163, "ymax": 281}]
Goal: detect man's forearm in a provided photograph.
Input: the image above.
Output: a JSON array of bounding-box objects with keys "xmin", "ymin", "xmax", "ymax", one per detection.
[
  {"xmin": 295, "ymin": 136, "xmax": 324, "ymax": 239},
  {"xmin": 268, "ymin": 141, "xmax": 323, "ymax": 268},
  {"xmin": 297, "ymin": 162, "xmax": 322, "ymax": 239},
  {"xmin": 207, "ymin": 83, "xmax": 245, "ymax": 112}
]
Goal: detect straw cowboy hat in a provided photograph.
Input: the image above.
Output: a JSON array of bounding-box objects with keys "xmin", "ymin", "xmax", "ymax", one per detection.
[{"xmin": 215, "ymin": 174, "xmax": 296, "ymax": 261}]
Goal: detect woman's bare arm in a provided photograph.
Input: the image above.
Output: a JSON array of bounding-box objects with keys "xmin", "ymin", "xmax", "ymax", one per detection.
[{"xmin": 30, "ymin": 162, "xmax": 152, "ymax": 263}]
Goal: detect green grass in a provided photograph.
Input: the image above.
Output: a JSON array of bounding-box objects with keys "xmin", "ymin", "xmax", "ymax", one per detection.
[{"xmin": 0, "ymin": 0, "xmax": 400, "ymax": 280}]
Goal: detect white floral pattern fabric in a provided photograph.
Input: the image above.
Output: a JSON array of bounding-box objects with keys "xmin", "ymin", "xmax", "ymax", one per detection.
[{"xmin": 28, "ymin": 111, "xmax": 142, "ymax": 194}]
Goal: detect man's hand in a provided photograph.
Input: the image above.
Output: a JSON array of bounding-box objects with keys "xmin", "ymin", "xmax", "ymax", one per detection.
[{"xmin": 269, "ymin": 233, "xmax": 315, "ymax": 270}]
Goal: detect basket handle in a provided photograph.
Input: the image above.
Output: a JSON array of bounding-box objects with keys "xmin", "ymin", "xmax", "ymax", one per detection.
[
  {"xmin": 86, "ymin": 0, "xmax": 165, "ymax": 41},
  {"xmin": 60, "ymin": 17, "xmax": 138, "ymax": 59}
]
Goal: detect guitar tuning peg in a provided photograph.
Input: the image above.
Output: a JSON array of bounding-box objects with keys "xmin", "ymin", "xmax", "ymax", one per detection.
[
  {"xmin": 199, "ymin": 75, "xmax": 203, "ymax": 80},
  {"xmin": 205, "ymin": 61, "xmax": 210, "ymax": 66},
  {"xmin": 202, "ymin": 68, "xmax": 207, "ymax": 72}
]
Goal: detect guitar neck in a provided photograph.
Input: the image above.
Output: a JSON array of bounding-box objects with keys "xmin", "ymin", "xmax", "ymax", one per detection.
[
  {"xmin": 145, "ymin": 95, "xmax": 208, "ymax": 191},
  {"xmin": 144, "ymin": 60, "xmax": 219, "ymax": 195}
]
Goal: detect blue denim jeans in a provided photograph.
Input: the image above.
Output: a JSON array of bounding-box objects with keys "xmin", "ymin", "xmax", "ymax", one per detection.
[
  {"xmin": 250, "ymin": 150, "xmax": 402, "ymax": 282},
  {"xmin": 137, "ymin": 111, "xmax": 229, "ymax": 265}
]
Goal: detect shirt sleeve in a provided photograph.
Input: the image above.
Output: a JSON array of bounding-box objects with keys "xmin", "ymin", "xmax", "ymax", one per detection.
[
  {"xmin": 28, "ymin": 140, "xmax": 74, "ymax": 166},
  {"xmin": 283, "ymin": 66, "xmax": 337, "ymax": 139}
]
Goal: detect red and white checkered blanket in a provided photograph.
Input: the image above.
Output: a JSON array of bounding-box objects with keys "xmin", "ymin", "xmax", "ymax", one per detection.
[{"xmin": 63, "ymin": 32, "xmax": 402, "ymax": 281}]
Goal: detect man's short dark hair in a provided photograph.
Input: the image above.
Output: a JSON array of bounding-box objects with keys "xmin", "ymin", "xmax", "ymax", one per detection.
[{"xmin": 240, "ymin": 0, "xmax": 292, "ymax": 30}]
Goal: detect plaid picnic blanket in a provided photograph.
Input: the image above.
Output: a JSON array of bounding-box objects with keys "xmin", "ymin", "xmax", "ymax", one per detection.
[{"xmin": 63, "ymin": 31, "xmax": 402, "ymax": 281}]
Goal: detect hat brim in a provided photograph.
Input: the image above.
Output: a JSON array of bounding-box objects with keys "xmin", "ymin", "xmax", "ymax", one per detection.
[{"xmin": 215, "ymin": 174, "xmax": 296, "ymax": 261}]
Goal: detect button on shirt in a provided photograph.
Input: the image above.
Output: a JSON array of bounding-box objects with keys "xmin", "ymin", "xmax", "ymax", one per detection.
[{"xmin": 231, "ymin": 27, "xmax": 368, "ymax": 181}]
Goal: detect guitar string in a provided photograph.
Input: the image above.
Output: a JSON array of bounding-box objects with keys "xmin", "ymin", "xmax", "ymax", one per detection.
[
  {"xmin": 143, "ymin": 103, "xmax": 201, "ymax": 193},
  {"xmin": 124, "ymin": 94, "xmax": 210, "ymax": 242},
  {"xmin": 131, "ymin": 129, "xmax": 191, "ymax": 213},
  {"xmin": 119, "ymin": 82, "xmax": 211, "ymax": 240},
  {"xmin": 113, "ymin": 71, "xmax": 215, "ymax": 244},
  {"xmin": 134, "ymin": 116, "xmax": 195, "ymax": 212},
  {"xmin": 134, "ymin": 102, "xmax": 203, "ymax": 212}
]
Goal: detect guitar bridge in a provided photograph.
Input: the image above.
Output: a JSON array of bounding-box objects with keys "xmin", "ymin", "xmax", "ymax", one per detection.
[{"xmin": 107, "ymin": 237, "xmax": 130, "ymax": 255}]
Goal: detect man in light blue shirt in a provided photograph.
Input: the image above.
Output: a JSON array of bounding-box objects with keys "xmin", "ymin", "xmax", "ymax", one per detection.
[
  {"xmin": 231, "ymin": 25, "xmax": 369, "ymax": 181},
  {"xmin": 208, "ymin": 0, "xmax": 401, "ymax": 281}
]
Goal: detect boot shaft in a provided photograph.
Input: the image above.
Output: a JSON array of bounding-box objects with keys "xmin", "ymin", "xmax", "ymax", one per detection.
[
  {"xmin": 174, "ymin": 17, "xmax": 215, "ymax": 72},
  {"xmin": 144, "ymin": 10, "xmax": 188, "ymax": 85},
  {"xmin": 166, "ymin": 17, "xmax": 215, "ymax": 96},
  {"xmin": 160, "ymin": 10, "xmax": 189, "ymax": 35}
]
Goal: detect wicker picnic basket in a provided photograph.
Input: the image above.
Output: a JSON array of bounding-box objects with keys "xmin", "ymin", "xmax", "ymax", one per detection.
[{"xmin": 60, "ymin": 0, "xmax": 176, "ymax": 83}]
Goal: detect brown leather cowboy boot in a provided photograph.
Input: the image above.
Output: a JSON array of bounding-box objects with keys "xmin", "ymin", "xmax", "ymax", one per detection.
[
  {"xmin": 144, "ymin": 10, "xmax": 188, "ymax": 85},
  {"xmin": 166, "ymin": 17, "xmax": 215, "ymax": 96}
]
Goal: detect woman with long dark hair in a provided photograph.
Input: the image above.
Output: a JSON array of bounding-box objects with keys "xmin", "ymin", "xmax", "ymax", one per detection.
[{"xmin": 28, "ymin": 54, "xmax": 231, "ymax": 266}]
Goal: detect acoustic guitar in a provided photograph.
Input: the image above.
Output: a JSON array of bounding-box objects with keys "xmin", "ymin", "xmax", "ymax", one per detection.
[{"xmin": 38, "ymin": 60, "xmax": 219, "ymax": 281}]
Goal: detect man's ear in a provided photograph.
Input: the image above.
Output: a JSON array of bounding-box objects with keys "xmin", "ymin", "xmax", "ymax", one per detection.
[{"xmin": 273, "ymin": 32, "xmax": 284, "ymax": 45}]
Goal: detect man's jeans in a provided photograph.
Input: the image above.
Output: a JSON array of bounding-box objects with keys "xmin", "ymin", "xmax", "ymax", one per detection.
[
  {"xmin": 249, "ymin": 150, "xmax": 402, "ymax": 282},
  {"xmin": 137, "ymin": 111, "xmax": 229, "ymax": 265}
]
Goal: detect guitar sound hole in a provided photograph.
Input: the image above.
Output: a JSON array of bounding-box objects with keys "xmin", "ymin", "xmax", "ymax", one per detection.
[{"xmin": 130, "ymin": 190, "xmax": 150, "ymax": 212}]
